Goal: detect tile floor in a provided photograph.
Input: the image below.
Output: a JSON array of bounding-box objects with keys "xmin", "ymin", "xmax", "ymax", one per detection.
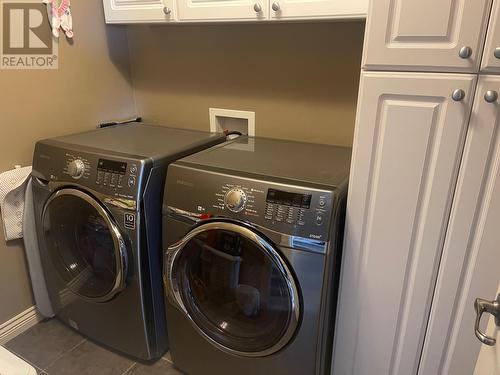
[{"xmin": 2, "ymin": 319, "xmax": 182, "ymax": 375}]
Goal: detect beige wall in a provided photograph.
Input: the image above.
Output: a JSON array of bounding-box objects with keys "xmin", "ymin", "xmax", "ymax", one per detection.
[
  {"xmin": 127, "ymin": 21, "xmax": 364, "ymax": 147},
  {"xmin": 0, "ymin": 0, "xmax": 135, "ymax": 323}
]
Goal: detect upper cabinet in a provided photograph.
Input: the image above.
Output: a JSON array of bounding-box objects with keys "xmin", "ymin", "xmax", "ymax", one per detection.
[
  {"xmin": 103, "ymin": 0, "xmax": 176, "ymax": 23},
  {"xmin": 176, "ymin": 0, "xmax": 268, "ymax": 21},
  {"xmin": 102, "ymin": 0, "xmax": 367, "ymax": 23},
  {"xmin": 269, "ymin": 0, "xmax": 367, "ymax": 20},
  {"xmin": 481, "ymin": 0, "xmax": 500, "ymax": 73},
  {"xmin": 362, "ymin": 0, "xmax": 492, "ymax": 73}
]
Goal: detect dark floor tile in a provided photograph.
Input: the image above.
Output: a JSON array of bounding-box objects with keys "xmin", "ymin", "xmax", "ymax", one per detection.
[
  {"xmin": 126, "ymin": 359, "xmax": 183, "ymax": 375},
  {"xmin": 45, "ymin": 340, "xmax": 135, "ymax": 375},
  {"xmin": 5, "ymin": 319, "xmax": 84, "ymax": 370}
]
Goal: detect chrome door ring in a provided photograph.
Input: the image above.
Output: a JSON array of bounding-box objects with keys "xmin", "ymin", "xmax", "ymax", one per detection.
[
  {"xmin": 164, "ymin": 220, "xmax": 301, "ymax": 357},
  {"xmin": 43, "ymin": 188, "xmax": 128, "ymax": 303}
]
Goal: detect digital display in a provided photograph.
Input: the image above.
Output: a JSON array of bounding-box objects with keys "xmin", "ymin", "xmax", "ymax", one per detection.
[
  {"xmin": 97, "ymin": 159, "xmax": 127, "ymax": 175},
  {"xmin": 266, "ymin": 189, "xmax": 312, "ymax": 208}
]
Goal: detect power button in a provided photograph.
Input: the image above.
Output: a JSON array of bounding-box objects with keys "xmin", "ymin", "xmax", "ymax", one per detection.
[
  {"xmin": 316, "ymin": 214, "xmax": 324, "ymax": 226},
  {"xmin": 128, "ymin": 176, "xmax": 136, "ymax": 187}
]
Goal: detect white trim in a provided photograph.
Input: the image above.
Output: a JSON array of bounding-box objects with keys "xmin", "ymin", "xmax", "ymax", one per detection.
[{"xmin": 0, "ymin": 306, "xmax": 43, "ymax": 345}]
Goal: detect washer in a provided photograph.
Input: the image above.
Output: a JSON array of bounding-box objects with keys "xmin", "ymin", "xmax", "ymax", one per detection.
[
  {"xmin": 162, "ymin": 136, "xmax": 351, "ymax": 374},
  {"xmin": 31, "ymin": 123, "xmax": 226, "ymax": 360}
]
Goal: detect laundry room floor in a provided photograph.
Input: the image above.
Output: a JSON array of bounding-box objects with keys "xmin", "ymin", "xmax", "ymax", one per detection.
[{"xmin": 2, "ymin": 319, "xmax": 182, "ymax": 374}]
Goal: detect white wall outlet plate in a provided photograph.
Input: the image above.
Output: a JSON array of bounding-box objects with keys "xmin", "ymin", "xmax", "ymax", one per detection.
[{"xmin": 209, "ymin": 108, "xmax": 255, "ymax": 136}]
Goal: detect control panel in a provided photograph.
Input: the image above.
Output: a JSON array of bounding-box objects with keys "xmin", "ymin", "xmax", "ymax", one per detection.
[
  {"xmin": 96, "ymin": 159, "xmax": 127, "ymax": 188},
  {"xmin": 166, "ymin": 165, "xmax": 337, "ymax": 242},
  {"xmin": 33, "ymin": 142, "xmax": 143, "ymax": 201}
]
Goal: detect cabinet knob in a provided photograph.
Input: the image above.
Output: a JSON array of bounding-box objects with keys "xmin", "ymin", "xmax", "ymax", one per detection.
[
  {"xmin": 272, "ymin": 2, "xmax": 281, "ymax": 11},
  {"xmin": 458, "ymin": 46, "xmax": 472, "ymax": 59},
  {"xmin": 452, "ymin": 89, "xmax": 466, "ymax": 102},
  {"xmin": 253, "ymin": 3, "xmax": 262, "ymax": 12},
  {"xmin": 485, "ymin": 90, "xmax": 498, "ymax": 103},
  {"xmin": 163, "ymin": 7, "xmax": 172, "ymax": 15},
  {"xmin": 494, "ymin": 47, "xmax": 500, "ymax": 59}
]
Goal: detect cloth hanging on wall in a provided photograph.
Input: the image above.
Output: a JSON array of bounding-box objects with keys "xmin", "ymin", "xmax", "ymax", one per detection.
[
  {"xmin": 0, "ymin": 166, "xmax": 32, "ymax": 241},
  {"xmin": 43, "ymin": 0, "xmax": 73, "ymax": 38}
]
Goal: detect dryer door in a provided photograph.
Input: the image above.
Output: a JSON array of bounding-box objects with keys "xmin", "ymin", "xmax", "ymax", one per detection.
[
  {"xmin": 42, "ymin": 188, "xmax": 128, "ymax": 303},
  {"xmin": 165, "ymin": 220, "xmax": 300, "ymax": 357}
]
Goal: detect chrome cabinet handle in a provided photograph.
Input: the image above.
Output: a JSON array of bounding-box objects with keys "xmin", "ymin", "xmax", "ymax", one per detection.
[
  {"xmin": 452, "ymin": 89, "xmax": 466, "ymax": 102},
  {"xmin": 272, "ymin": 2, "xmax": 280, "ymax": 11},
  {"xmin": 485, "ymin": 90, "xmax": 499, "ymax": 103},
  {"xmin": 494, "ymin": 47, "xmax": 500, "ymax": 59},
  {"xmin": 474, "ymin": 295, "xmax": 500, "ymax": 346},
  {"xmin": 163, "ymin": 6, "xmax": 171, "ymax": 15},
  {"xmin": 253, "ymin": 3, "xmax": 262, "ymax": 12},
  {"xmin": 459, "ymin": 46, "xmax": 472, "ymax": 59}
]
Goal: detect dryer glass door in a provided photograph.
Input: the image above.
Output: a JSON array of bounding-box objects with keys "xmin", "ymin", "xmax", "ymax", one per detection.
[
  {"xmin": 167, "ymin": 221, "xmax": 300, "ymax": 357},
  {"xmin": 42, "ymin": 188, "xmax": 127, "ymax": 302}
]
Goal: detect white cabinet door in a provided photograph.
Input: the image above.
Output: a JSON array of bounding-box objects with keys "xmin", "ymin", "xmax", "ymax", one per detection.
[
  {"xmin": 363, "ymin": 0, "xmax": 491, "ymax": 73},
  {"xmin": 103, "ymin": 0, "xmax": 175, "ymax": 23},
  {"xmin": 481, "ymin": 0, "xmax": 500, "ymax": 73},
  {"xmin": 176, "ymin": 0, "xmax": 268, "ymax": 21},
  {"xmin": 332, "ymin": 71, "xmax": 476, "ymax": 375},
  {"xmin": 418, "ymin": 76, "xmax": 500, "ymax": 375},
  {"xmin": 269, "ymin": 0, "xmax": 367, "ymax": 20}
]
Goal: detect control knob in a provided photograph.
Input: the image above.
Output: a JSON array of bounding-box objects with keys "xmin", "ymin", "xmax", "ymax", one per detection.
[
  {"xmin": 68, "ymin": 159, "xmax": 85, "ymax": 179},
  {"xmin": 224, "ymin": 188, "xmax": 247, "ymax": 213}
]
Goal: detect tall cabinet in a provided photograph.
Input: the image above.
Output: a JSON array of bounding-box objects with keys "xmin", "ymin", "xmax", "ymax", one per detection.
[{"xmin": 333, "ymin": 0, "xmax": 500, "ymax": 374}]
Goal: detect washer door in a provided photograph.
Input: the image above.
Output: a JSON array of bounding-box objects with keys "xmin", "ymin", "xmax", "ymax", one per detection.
[
  {"xmin": 42, "ymin": 188, "xmax": 128, "ymax": 303},
  {"xmin": 166, "ymin": 221, "xmax": 300, "ymax": 357}
]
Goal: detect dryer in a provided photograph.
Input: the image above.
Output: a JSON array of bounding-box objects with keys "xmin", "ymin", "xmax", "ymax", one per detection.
[
  {"xmin": 31, "ymin": 123, "xmax": 226, "ymax": 360},
  {"xmin": 162, "ymin": 136, "xmax": 351, "ymax": 374}
]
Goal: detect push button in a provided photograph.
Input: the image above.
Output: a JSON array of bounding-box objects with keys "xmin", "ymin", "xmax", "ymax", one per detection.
[
  {"xmin": 96, "ymin": 171, "xmax": 104, "ymax": 185},
  {"xmin": 319, "ymin": 198, "xmax": 326, "ymax": 207},
  {"xmin": 316, "ymin": 214, "xmax": 324, "ymax": 226},
  {"xmin": 128, "ymin": 176, "xmax": 136, "ymax": 187},
  {"xmin": 103, "ymin": 172, "xmax": 111, "ymax": 186},
  {"xmin": 110, "ymin": 174, "xmax": 118, "ymax": 187}
]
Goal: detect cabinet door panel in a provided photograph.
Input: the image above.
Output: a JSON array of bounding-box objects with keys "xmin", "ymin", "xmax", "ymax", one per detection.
[
  {"xmin": 177, "ymin": 0, "xmax": 268, "ymax": 21},
  {"xmin": 418, "ymin": 76, "xmax": 500, "ymax": 375},
  {"xmin": 333, "ymin": 72, "xmax": 475, "ymax": 375},
  {"xmin": 481, "ymin": 0, "xmax": 500, "ymax": 73},
  {"xmin": 103, "ymin": 0, "xmax": 175, "ymax": 23},
  {"xmin": 363, "ymin": 0, "xmax": 491, "ymax": 72},
  {"xmin": 269, "ymin": 0, "xmax": 367, "ymax": 20}
]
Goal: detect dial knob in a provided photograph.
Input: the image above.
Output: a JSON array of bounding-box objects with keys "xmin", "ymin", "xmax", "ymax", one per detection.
[
  {"xmin": 68, "ymin": 159, "xmax": 85, "ymax": 179},
  {"xmin": 224, "ymin": 188, "xmax": 247, "ymax": 213}
]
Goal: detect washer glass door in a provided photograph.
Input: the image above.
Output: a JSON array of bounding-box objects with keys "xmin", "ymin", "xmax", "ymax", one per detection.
[
  {"xmin": 168, "ymin": 221, "xmax": 300, "ymax": 356},
  {"xmin": 42, "ymin": 188, "xmax": 127, "ymax": 302}
]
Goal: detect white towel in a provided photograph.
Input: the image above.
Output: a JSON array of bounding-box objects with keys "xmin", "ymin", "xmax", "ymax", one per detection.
[
  {"xmin": 0, "ymin": 166, "xmax": 32, "ymax": 241},
  {"xmin": 0, "ymin": 346, "xmax": 37, "ymax": 374}
]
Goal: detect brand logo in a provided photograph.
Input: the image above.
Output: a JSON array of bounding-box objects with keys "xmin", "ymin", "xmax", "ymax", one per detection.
[
  {"xmin": 1, "ymin": 0, "xmax": 58, "ymax": 69},
  {"xmin": 176, "ymin": 179, "xmax": 194, "ymax": 187}
]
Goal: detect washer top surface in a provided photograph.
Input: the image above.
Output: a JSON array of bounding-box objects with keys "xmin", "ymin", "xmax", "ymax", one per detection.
[
  {"xmin": 45, "ymin": 123, "xmax": 225, "ymax": 160},
  {"xmin": 176, "ymin": 136, "xmax": 352, "ymax": 188}
]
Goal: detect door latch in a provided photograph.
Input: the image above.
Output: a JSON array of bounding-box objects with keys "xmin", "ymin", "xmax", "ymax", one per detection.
[{"xmin": 474, "ymin": 294, "xmax": 500, "ymax": 346}]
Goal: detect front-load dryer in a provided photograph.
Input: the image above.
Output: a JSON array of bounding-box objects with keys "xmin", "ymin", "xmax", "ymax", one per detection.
[
  {"xmin": 31, "ymin": 123, "xmax": 226, "ymax": 360},
  {"xmin": 162, "ymin": 136, "xmax": 351, "ymax": 374}
]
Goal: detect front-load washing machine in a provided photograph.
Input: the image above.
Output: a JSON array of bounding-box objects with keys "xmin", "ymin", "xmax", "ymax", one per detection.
[
  {"xmin": 31, "ymin": 123, "xmax": 226, "ymax": 360},
  {"xmin": 162, "ymin": 136, "xmax": 351, "ymax": 374}
]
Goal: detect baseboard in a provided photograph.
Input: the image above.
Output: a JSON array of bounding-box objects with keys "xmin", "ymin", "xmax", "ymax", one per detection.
[{"xmin": 0, "ymin": 306, "xmax": 43, "ymax": 345}]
